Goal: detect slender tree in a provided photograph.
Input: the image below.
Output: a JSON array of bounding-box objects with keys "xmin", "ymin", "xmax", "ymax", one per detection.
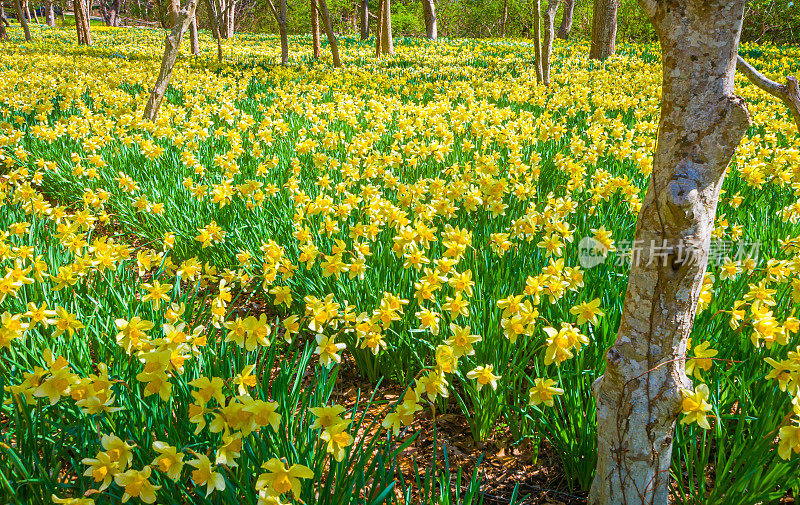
[
  {"xmin": 588, "ymin": 0, "xmax": 617, "ymax": 61},
  {"xmin": 316, "ymin": 0, "xmax": 341, "ymax": 67},
  {"xmin": 188, "ymin": 11, "xmax": 199, "ymax": 54},
  {"xmin": 46, "ymin": 0, "xmax": 56, "ymax": 25},
  {"xmin": 375, "ymin": 0, "xmax": 383, "ymax": 56},
  {"xmin": 143, "ymin": 0, "xmax": 199, "ymax": 121},
  {"xmin": 557, "ymin": 0, "xmax": 574, "ymax": 39},
  {"xmin": 533, "ymin": 0, "xmax": 543, "ymax": 82},
  {"xmin": 380, "ymin": 0, "xmax": 393, "ymax": 54},
  {"xmin": 500, "ymin": 0, "xmax": 507, "ymax": 37},
  {"xmin": 0, "ymin": 2, "xmax": 9, "ymax": 40},
  {"xmin": 359, "ymin": 0, "xmax": 367, "ymax": 39},
  {"xmin": 14, "ymin": 0, "xmax": 31, "ymax": 41},
  {"xmin": 542, "ymin": 0, "xmax": 561, "ymax": 86},
  {"xmin": 204, "ymin": 0, "xmax": 223, "ymax": 61},
  {"xmin": 590, "ymin": 0, "xmax": 752, "ymax": 503},
  {"xmin": 311, "ymin": 0, "xmax": 320, "ymax": 58},
  {"xmin": 265, "ymin": 0, "xmax": 288, "ymax": 64},
  {"xmin": 421, "ymin": 0, "xmax": 436, "ymax": 40}
]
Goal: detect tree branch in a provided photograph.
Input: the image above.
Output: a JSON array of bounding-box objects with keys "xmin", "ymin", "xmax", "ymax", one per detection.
[{"xmin": 737, "ymin": 54, "xmax": 800, "ymax": 132}]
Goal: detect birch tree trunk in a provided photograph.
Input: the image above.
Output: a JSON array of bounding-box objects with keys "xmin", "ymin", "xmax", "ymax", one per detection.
[
  {"xmin": 533, "ymin": 0, "xmax": 543, "ymax": 83},
  {"xmin": 143, "ymin": 0, "xmax": 199, "ymax": 121},
  {"xmin": 542, "ymin": 0, "xmax": 561, "ymax": 86},
  {"xmin": 557, "ymin": 0, "xmax": 574, "ymax": 39},
  {"xmin": 316, "ymin": 0, "xmax": 341, "ymax": 67},
  {"xmin": 359, "ymin": 0, "xmax": 367, "ymax": 39},
  {"xmin": 30, "ymin": 1, "xmax": 39, "ymax": 23},
  {"xmin": 14, "ymin": 0, "xmax": 31, "ymax": 40},
  {"xmin": 311, "ymin": 0, "xmax": 320, "ymax": 58},
  {"xmin": 421, "ymin": 0, "xmax": 436, "ymax": 40},
  {"xmin": 168, "ymin": 0, "xmax": 179, "ymax": 26},
  {"xmin": 380, "ymin": 0, "xmax": 392, "ymax": 55},
  {"xmin": 589, "ymin": 1, "xmax": 751, "ymax": 504},
  {"xmin": 589, "ymin": 0, "xmax": 616, "ymax": 61},
  {"xmin": 188, "ymin": 11, "xmax": 198, "ymax": 54}
]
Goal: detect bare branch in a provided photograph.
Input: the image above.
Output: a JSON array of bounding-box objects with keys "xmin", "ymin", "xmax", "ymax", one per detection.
[{"xmin": 737, "ymin": 55, "xmax": 800, "ymax": 132}]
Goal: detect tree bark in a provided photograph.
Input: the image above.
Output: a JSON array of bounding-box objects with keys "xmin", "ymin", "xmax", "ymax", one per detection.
[
  {"xmin": 557, "ymin": 0, "xmax": 574, "ymax": 39},
  {"xmin": 73, "ymin": 0, "xmax": 91, "ymax": 44},
  {"xmin": 29, "ymin": 0, "xmax": 39, "ymax": 24},
  {"xmin": 204, "ymin": 0, "xmax": 223, "ymax": 60},
  {"xmin": 421, "ymin": 0, "xmax": 436, "ymax": 40},
  {"xmin": 46, "ymin": 0, "xmax": 56, "ymax": 25},
  {"xmin": 375, "ymin": 0, "xmax": 383, "ymax": 56},
  {"xmin": 168, "ymin": 0, "xmax": 179, "ymax": 26},
  {"xmin": 359, "ymin": 0, "xmax": 367, "ymax": 39},
  {"xmin": 542, "ymin": 0, "xmax": 561, "ymax": 86},
  {"xmin": 589, "ymin": 1, "xmax": 751, "ymax": 504},
  {"xmin": 143, "ymin": 0, "xmax": 199, "ymax": 121},
  {"xmin": 0, "ymin": 2, "xmax": 9, "ymax": 40},
  {"xmin": 737, "ymin": 55, "xmax": 800, "ymax": 133},
  {"xmin": 589, "ymin": 0, "xmax": 617, "ymax": 61},
  {"xmin": 14, "ymin": 0, "xmax": 31, "ymax": 40},
  {"xmin": 316, "ymin": 0, "xmax": 340, "ymax": 67},
  {"xmin": 265, "ymin": 0, "xmax": 288, "ymax": 64},
  {"xmin": 533, "ymin": 0, "xmax": 543, "ymax": 83},
  {"xmin": 311, "ymin": 0, "xmax": 320, "ymax": 58},
  {"xmin": 380, "ymin": 0, "xmax": 392, "ymax": 54},
  {"xmin": 188, "ymin": 10, "xmax": 199, "ymax": 54},
  {"xmin": 500, "ymin": 0, "xmax": 507, "ymax": 37}
]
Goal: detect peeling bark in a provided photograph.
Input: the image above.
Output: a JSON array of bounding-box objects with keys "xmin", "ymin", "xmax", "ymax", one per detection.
[
  {"xmin": 422, "ymin": 0, "xmax": 436, "ymax": 40},
  {"xmin": 589, "ymin": 1, "xmax": 751, "ymax": 504},
  {"xmin": 204, "ymin": 0, "xmax": 223, "ymax": 61},
  {"xmin": 316, "ymin": 0, "xmax": 341, "ymax": 67},
  {"xmin": 533, "ymin": 0, "xmax": 543, "ymax": 83},
  {"xmin": 143, "ymin": 0, "xmax": 199, "ymax": 121},
  {"xmin": 737, "ymin": 55, "xmax": 800, "ymax": 133},
  {"xmin": 557, "ymin": 0, "xmax": 574, "ymax": 39},
  {"xmin": 542, "ymin": 0, "xmax": 561, "ymax": 86},
  {"xmin": 46, "ymin": 1, "xmax": 55, "ymax": 26},
  {"xmin": 589, "ymin": 0, "xmax": 617, "ymax": 61}
]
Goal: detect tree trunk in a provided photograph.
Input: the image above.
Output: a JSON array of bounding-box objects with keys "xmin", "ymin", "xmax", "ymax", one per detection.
[
  {"xmin": 311, "ymin": 0, "xmax": 320, "ymax": 58},
  {"xmin": 204, "ymin": 0, "xmax": 223, "ymax": 60},
  {"xmin": 533, "ymin": 0, "xmax": 543, "ymax": 83},
  {"xmin": 29, "ymin": 0, "xmax": 40, "ymax": 23},
  {"xmin": 14, "ymin": 0, "xmax": 31, "ymax": 40},
  {"xmin": 542, "ymin": 0, "xmax": 561, "ymax": 86},
  {"xmin": 0, "ymin": 3, "xmax": 9, "ymax": 40},
  {"xmin": 73, "ymin": 0, "xmax": 91, "ymax": 44},
  {"xmin": 143, "ymin": 0, "xmax": 199, "ymax": 121},
  {"xmin": 266, "ymin": 0, "xmax": 288, "ymax": 64},
  {"xmin": 380, "ymin": 0, "xmax": 392, "ymax": 54},
  {"xmin": 557, "ymin": 0, "xmax": 574, "ymax": 39},
  {"xmin": 589, "ymin": 1, "xmax": 751, "ymax": 504},
  {"xmin": 188, "ymin": 11, "xmax": 199, "ymax": 54},
  {"xmin": 316, "ymin": 0, "xmax": 340, "ymax": 67},
  {"xmin": 60, "ymin": 0, "xmax": 65, "ymax": 20},
  {"xmin": 421, "ymin": 0, "xmax": 436, "ymax": 40},
  {"xmin": 359, "ymin": 0, "xmax": 367, "ymax": 39},
  {"xmin": 168, "ymin": 0, "xmax": 179, "ymax": 25},
  {"xmin": 737, "ymin": 56, "xmax": 800, "ymax": 133},
  {"xmin": 589, "ymin": 0, "xmax": 617, "ymax": 61},
  {"xmin": 375, "ymin": 0, "xmax": 383, "ymax": 56},
  {"xmin": 46, "ymin": 1, "xmax": 55, "ymax": 25},
  {"xmin": 500, "ymin": 0, "xmax": 507, "ymax": 37}
]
